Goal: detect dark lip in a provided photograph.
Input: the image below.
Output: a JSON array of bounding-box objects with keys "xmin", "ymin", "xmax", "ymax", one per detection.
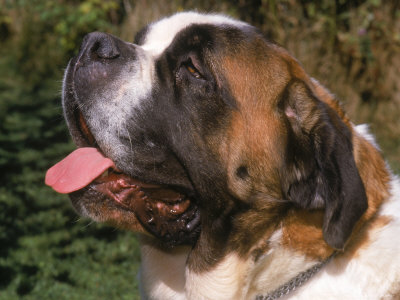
[
  {"xmin": 70, "ymin": 177, "xmax": 201, "ymax": 246},
  {"xmin": 76, "ymin": 109, "xmax": 97, "ymax": 147}
]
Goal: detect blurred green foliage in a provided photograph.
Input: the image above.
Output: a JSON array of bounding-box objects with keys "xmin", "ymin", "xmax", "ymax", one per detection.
[
  {"xmin": 0, "ymin": 0, "xmax": 399, "ymax": 298},
  {"xmin": 0, "ymin": 0, "xmax": 141, "ymax": 298}
]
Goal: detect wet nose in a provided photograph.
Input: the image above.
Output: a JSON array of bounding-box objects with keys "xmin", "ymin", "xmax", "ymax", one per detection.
[{"xmin": 80, "ymin": 32, "xmax": 120, "ymax": 61}]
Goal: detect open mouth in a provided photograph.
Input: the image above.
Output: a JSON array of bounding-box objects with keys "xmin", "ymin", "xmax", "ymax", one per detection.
[{"xmin": 46, "ymin": 106, "xmax": 200, "ymax": 245}]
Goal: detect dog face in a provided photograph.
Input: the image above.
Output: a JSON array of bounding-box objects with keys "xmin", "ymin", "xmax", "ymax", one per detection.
[{"xmin": 60, "ymin": 12, "xmax": 368, "ymax": 268}]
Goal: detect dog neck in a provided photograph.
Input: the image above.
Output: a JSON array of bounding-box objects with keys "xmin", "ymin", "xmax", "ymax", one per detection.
[
  {"xmin": 254, "ymin": 251, "xmax": 337, "ymax": 300},
  {"xmin": 138, "ymin": 236, "xmax": 189, "ymax": 300},
  {"xmin": 138, "ymin": 231, "xmax": 328, "ymax": 299}
]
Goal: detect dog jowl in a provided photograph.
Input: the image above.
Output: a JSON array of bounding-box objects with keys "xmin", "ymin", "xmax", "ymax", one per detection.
[{"xmin": 46, "ymin": 12, "xmax": 400, "ymax": 300}]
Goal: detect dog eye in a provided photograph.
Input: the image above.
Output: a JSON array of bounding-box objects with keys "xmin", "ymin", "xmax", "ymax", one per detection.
[{"xmin": 184, "ymin": 60, "xmax": 203, "ymax": 79}]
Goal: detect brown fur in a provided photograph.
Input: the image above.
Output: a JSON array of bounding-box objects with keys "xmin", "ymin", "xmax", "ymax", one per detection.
[
  {"xmin": 220, "ymin": 39, "xmax": 288, "ymax": 202},
  {"xmin": 217, "ymin": 37, "xmax": 390, "ymax": 262},
  {"xmin": 214, "ymin": 39, "xmax": 290, "ymax": 257},
  {"xmin": 281, "ymin": 210, "xmax": 335, "ymax": 260}
]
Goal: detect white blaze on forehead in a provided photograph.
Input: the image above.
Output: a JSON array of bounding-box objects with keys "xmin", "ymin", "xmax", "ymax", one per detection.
[{"xmin": 141, "ymin": 12, "xmax": 247, "ymax": 56}]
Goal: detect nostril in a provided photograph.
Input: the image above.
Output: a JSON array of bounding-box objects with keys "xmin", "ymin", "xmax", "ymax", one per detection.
[
  {"xmin": 84, "ymin": 32, "xmax": 120, "ymax": 61},
  {"xmin": 92, "ymin": 38, "xmax": 120, "ymax": 59}
]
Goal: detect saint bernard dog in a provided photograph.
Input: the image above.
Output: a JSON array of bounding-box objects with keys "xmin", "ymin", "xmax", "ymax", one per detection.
[{"xmin": 46, "ymin": 12, "xmax": 400, "ymax": 299}]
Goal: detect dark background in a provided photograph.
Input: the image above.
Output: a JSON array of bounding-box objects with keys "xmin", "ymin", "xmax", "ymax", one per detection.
[{"xmin": 1, "ymin": 0, "xmax": 399, "ymax": 298}]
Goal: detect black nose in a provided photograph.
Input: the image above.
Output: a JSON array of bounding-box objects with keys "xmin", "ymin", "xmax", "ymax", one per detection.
[{"xmin": 80, "ymin": 32, "xmax": 120, "ymax": 61}]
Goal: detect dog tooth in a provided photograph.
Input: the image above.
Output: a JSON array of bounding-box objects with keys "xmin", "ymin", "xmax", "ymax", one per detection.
[{"xmin": 146, "ymin": 202, "xmax": 152, "ymax": 211}]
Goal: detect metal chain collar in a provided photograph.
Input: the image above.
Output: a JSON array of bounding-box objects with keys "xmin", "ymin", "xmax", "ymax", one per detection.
[{"xmin": 255, "ymin": 252, "xmax": 337, "ymax": 300}]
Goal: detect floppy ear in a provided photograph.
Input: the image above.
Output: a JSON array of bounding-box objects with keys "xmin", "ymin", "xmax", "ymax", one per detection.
[{"xmin": 280, "ymin": 80, "xmax": 368, "ymax": 250}]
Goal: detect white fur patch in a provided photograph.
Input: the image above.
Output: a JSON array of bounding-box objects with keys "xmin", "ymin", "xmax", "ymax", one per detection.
[
  {"xmin": 245, "ymin": 245, "xmax": 316, "ymax": 299},
  {"xmin": 90, "ymin": 48, "xmax": 155, "ymax": 163},
  {"xmin": 185, "ymin": 253, "xmax": 249, "ymax": 300},
  {"xmin": 355, "ymin": 124, "xmax": 381, "ymax": 150},
  {"xmin": 139, "ymin": 243, "xmax": 189, "ymax": 300},
  {"xmin": 141, "ymin": 12, "xmax": 247, "ymax": 57}
]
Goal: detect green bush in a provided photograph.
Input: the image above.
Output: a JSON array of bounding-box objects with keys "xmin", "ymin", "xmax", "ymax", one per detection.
[{"xmin": 0, "ymin": 1, "xmax": 141, "ymax": 298}]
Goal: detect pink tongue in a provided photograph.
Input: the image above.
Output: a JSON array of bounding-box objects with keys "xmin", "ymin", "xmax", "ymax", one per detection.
[{"xmin": 45, "ymin": 147, "xmax": 115, "ymax": 194}]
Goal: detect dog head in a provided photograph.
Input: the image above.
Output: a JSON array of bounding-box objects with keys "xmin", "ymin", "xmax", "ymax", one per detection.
[{"xmin": 53, "ymin": 12, "xmax": 371, "ymax": 267}]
